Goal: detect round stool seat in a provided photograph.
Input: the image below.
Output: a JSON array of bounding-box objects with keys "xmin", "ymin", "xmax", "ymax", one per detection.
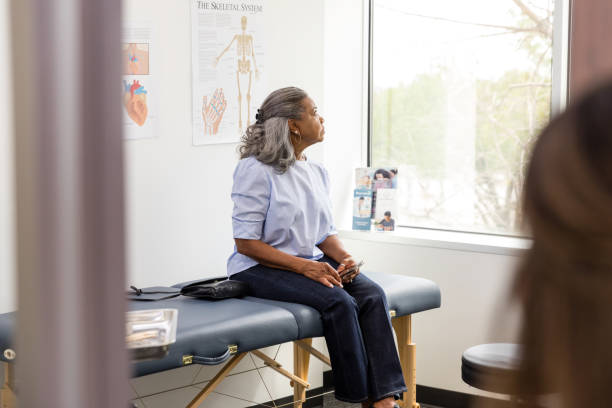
[{"xmin": 461, "ymin": 343, "xmax": 522, "ymax": 394}]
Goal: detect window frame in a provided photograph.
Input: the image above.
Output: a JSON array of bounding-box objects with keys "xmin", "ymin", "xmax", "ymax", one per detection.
[{"xmin": 364, "ymin": 0, "xmax": 571, "ymax": 237}]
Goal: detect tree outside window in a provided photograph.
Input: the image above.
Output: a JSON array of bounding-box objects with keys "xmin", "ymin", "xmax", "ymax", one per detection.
[{"xmin": 372, "ymin": 0, "xmax": 558, "ymax": 235}]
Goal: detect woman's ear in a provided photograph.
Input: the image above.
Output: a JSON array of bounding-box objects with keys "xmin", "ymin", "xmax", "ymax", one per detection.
[{"xmin": 288, "ymin": 119, "xmax": 300, "ymax": 135}]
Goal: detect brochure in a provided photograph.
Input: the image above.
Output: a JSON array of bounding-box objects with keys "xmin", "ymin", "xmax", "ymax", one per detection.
[
  {"xmin": 373, "ymin": 188, "xmax": 397, "ymax": 231},
  {"xmin": 352, "ymin": 187, "xmax": 373, "ymax": 231},
  {"xmin": 354, "ymin": 167, "xmax": 398, "ymax": 229}
]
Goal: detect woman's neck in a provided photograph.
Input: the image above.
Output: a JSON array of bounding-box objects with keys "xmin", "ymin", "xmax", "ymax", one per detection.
[{"xmin": 293, "ymin": 144, "xmax": 306, "ymax": 161}]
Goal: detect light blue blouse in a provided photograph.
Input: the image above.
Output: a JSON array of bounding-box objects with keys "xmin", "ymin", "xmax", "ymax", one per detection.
[{"xmin": 227, "ymin": 156, "xmax": 337, "ymax": 276}]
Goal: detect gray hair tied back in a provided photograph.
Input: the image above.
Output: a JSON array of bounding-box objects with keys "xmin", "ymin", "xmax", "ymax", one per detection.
[{"xmin": 239, "ymin": 87, "xmax": 307, "ymax": 173}]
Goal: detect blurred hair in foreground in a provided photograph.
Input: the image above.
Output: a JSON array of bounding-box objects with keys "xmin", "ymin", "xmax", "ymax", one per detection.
[{"xmin": 502, "ymin": 81, "xmax": 612, "ymax": 408}]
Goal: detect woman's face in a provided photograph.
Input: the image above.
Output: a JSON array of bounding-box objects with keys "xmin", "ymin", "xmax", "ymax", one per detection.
[{"xmin": 292, "ymin": 97, "xmax": 325, "ymax": 146}]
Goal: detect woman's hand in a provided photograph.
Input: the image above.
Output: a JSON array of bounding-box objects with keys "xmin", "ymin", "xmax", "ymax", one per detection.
[
  {"xmin": 297, "ymin": 260, "xmax": 343, "ymax": 288},
  {"xmin": 337, "ymin": 256, "xmax": 361, "ymax": 283}
]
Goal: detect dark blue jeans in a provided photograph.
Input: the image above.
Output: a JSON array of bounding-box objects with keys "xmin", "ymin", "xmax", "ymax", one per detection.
[{"xmin": 233, "ymin": 256, "xmax": 407, "ymax": 403}]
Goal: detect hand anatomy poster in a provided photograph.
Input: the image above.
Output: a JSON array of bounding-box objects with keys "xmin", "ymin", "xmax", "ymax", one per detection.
[
  {"xmin": 122, "ymin": 23, "xmax": 157, "ymax": 140},
  {"xmin": 192, "ymin": 1, "xmax": 266, "ymax": 145}
]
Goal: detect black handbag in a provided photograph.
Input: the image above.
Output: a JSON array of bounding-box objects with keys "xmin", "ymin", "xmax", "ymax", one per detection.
[
  {"xmin": 128, "ymin": 278, "xmax": 250, "ymax": 301},
  {"xmin": 180, "ymin": 278, "xmax": 249, "ymax": 299}
]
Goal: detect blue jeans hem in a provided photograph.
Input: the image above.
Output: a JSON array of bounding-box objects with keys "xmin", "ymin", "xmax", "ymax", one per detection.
[
  {"xmin": 372, "ymin": 387, "xmax": 408, "ymax": 402},
  {"xmin": 334, "ymin": 392, "xmax": 370, "ymax": 403}
]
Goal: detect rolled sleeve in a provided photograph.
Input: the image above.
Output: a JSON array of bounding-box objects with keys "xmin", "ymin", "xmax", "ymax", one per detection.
[
  {"xmin": 316, "ymin": 225, "xmax": 338, "ymax": 245},
  {"xmin": 231, "ymin": 158, "xmax": 271, "ymax": 240}
]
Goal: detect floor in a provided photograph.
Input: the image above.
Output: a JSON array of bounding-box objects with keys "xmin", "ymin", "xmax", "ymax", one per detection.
[{"xmin": 321, "ymin": 394, "xmax": 439, "ymax": 408}]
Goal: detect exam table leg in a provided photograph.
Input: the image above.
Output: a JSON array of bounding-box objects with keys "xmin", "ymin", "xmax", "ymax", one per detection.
[
  {"xmin": 1, "ymin": 362, "xmax": 16, "ymax": 408},
  {"xmin": 185, "ymin": 352, "xmax": 247, "ymax": 408},
  {"xmin": 392, "ymin": 315, "xmax": 419, "ymax": 408},
  {"xmin": 293, "ymin": 338, "xmax": 312, "ymax": 408}
]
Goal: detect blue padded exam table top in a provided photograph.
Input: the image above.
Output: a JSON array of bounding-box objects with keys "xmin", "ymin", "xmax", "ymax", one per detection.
[{"xmin": 0, "ymin": 271, "xmax": 441, "ymax": 378}]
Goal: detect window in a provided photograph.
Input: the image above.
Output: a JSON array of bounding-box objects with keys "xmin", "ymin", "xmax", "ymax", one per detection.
[{"xmin": 370, "ymin": 0, "xmax": 568, "ymax": 235}]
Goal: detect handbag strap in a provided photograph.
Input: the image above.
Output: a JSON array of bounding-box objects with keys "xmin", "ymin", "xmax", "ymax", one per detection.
[{"xmin": 127, "ymin": 286, "xmax": 181, "ymax": 301}]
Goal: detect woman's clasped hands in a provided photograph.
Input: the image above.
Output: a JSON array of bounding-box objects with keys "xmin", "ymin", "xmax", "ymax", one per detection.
[
  {"xmin": 298, "ymin": 260, "xmax": 343, "ymax": 288},
  {"xmin": 297, "ymin": 257, "xmax": 363, "ymax": 288}
]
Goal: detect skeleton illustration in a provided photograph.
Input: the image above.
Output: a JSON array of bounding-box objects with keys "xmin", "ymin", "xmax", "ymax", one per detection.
[{"xmin": 214, "ymin": 16, "xmax": 260, "ymax": 133}]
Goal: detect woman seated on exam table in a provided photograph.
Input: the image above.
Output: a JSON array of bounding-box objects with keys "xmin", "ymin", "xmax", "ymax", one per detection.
[
  {"xmin": 510, "ymin": 82, "xmax": 612, "ymax": 408},
  {"xmin": 226, "ymin": 87, "xmax": 405, "ymax": 408}
]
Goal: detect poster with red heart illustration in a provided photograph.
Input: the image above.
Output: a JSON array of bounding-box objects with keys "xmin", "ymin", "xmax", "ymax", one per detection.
[{"xmin": 122, "ymin": 23, "xmax": 157, "ymax": 140}]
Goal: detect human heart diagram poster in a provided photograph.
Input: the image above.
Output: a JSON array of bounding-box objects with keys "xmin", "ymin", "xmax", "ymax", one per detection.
[{"xmin": 122, "ymin": 22, "xmax": 157, "ymax": 140}]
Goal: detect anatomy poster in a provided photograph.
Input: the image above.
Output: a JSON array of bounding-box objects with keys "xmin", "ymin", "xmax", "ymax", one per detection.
[
  {"xmin": 192, "ymin": 0, "xmax": 266, "ymax": 145},
  {"xmin": 122, "ymin": 23, "xmax": 157, "ymax": 140}
]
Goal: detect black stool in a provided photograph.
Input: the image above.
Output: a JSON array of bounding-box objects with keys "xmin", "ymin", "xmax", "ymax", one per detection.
[{"xmin": 461, "ymin": 343, "xmax": 522, "ymax": 395}]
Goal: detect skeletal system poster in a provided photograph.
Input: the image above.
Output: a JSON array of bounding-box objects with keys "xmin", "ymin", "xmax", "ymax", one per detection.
[
  {"xmin": 122, "ymin": 23, "xmax": 157, "ymax": 140},
  {"xmin": 192, "ymin": 1, "xmax": 266, "ymax": 145}
]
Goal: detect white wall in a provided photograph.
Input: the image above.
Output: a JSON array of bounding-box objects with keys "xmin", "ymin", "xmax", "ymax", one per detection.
[
  {"xmin": 0, "ymin": 0, "xmax": 16, "ymax": 314},
  {"xmin": 124, "ymin": 0, "xmax": 325, "ymax": 288},
  {"xmin": 322, "ymin": 0, "xmax": 367, "ymax": 231}
]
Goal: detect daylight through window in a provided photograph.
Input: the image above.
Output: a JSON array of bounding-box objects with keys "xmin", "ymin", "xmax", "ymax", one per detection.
[{"xmin": 371, "ymin": 0, "xmax": 564, "ymax": 235}]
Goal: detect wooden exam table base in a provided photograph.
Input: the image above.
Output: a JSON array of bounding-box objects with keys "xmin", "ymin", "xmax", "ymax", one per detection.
[
  {"xmin": 0, "ymin": 314, "xmax": 419, "ymax": 408},
  {"xmin": 1, "ymin": 362, "xmax": 15, "ymax": 408},
  {"xmin": 185, "ymin": 313, "xmax": 419, "ymax": 408}
]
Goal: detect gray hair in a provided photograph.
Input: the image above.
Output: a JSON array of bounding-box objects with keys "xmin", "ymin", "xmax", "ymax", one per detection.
[{"xmin": 239, "ymin": 87, "xmax": 307, "ymax": 173}]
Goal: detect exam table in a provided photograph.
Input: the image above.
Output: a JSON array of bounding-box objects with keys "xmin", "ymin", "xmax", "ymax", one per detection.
[{"xmin": 0, "ymin": 271, "xmax": 441, "ymax": 408}]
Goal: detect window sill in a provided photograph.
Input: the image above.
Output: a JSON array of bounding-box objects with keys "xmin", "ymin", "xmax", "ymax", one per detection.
[{"xmin": 338, "ymin": 227, "xmax": 531, "ymax": 257}]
